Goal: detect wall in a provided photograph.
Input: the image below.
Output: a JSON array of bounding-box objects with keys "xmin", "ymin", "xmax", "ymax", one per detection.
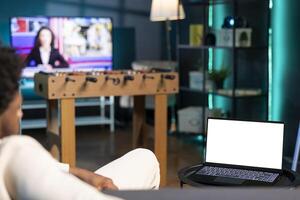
[
  {"xmin": 272, "ymin": 0, "xmax": 300, "ymax": 160},
  {"xmin": 0, "ymin": 0, "xmax": 162, "ymax": 61}
]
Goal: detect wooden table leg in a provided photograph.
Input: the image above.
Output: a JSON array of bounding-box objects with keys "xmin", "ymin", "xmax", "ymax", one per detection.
[
  {"xmin": 133, "ymin": 96, "xmax": 146, "ymax": 147},
  {"xmin": 155, "ymin": 94, "xmax": 168, "ymax": 186},
  {"xmin": 60, "ymin": 98, "xmax": 76, "ymax": 167},
  {"xmin": 46, "ymin": 99, "xmax": 60, "ymax": 161}
]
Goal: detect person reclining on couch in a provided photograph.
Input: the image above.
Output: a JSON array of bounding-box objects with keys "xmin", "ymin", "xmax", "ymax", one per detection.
[{"xmin": 0, "ymin": 47, "xmax": 160, "ymax": 200}]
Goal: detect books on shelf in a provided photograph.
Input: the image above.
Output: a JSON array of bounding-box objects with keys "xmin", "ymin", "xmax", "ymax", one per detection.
[{"xmin": 189, "ymin": 24, "xmax": 204, "ymax": 46}]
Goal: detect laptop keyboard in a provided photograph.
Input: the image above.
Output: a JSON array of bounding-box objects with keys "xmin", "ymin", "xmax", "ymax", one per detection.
[{"xmin": 196, "ymin": 166, "xmax": 279, "ymax": 183}]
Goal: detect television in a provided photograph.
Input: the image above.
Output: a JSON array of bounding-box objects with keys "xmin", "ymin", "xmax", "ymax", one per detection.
[{"xmin": 10, "ymin": 16, "xmax": 113, "ymax": 78}]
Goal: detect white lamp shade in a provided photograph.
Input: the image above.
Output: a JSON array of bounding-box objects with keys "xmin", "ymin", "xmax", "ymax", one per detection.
[{"xmin": 150, "ymin": 0, "xmax": 185, "ymax": 21}]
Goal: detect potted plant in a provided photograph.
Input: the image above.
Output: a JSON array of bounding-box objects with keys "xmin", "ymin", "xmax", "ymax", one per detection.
[{"xmin": 208, "ymin": 67, "xmax": 230, "ymax": 89}]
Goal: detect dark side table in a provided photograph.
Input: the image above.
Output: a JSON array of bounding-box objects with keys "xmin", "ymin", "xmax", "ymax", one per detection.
[{"xmin": 178, "ymin": 164, "xmax": 300, "ymax": 188}]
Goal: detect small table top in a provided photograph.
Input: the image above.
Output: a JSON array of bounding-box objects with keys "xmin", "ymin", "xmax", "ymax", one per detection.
[{"xmin": 178, "ymin": 164, "xmax": 300, "ymax": 187}]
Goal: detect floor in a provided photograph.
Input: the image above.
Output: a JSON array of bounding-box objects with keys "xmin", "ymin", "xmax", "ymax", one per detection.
[{"xmin": 23, "ymin": 124, "xmax": 205, "ymax": 187}]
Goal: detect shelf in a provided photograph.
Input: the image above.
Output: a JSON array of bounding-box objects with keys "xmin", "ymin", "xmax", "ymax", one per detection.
[
  {"xmin": 21, "ymin": 119, "xmax": 47, "ymax": 129},
  {"xmin": 22, "ymin": 101, "xmax": 47, "ymax": 109},
  {"xmin": 184, "ymin": 0, "xmax": 232, "ymax": 6},
  {"xmin": 178, "ymin": 44, "xmax": 268, "ymax": 50},
  {"xmin": 180, "ymin": 87, "xmax": 207, "ymax": 95},
  {"xmin": 22, "ymin": 98, "xmax": 112, "ymax": 110},
  {"xmin": 184, "ymin": 0, "xmax": 269, "ymax": 6},
  {"xmin": 75, "ymin": 116, "xmax": 112, "ymax": 126},
  {"xmin": 21, "ymin": 116, "xmax": 112, "ymax": 129},
  {"xmin": 180, "ymin": 87, "xmax": 266, "ymax": 98},
  {"xmin": 21, "ymin": 97, "xmax": 115, "ymax": 131}
]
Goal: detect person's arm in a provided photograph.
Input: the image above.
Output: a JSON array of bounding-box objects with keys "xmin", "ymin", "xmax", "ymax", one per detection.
[
  {"xmin": 56, "ymin": 52, "xmax": 69, "ymax": 68},
  {"xmin": 1, "ymin": 135, "xmax": 121, "ymax": 200},
  {"xmin": 52, "ymin": 49, "xmax": 69, "ymax": 68},
  {"xmin": 70, "ymin": 167, "xmax": 118, "ymax": 191},
  {"xmin": 24, "ymin": 49, "xmax": 38, "ymax": 67}
]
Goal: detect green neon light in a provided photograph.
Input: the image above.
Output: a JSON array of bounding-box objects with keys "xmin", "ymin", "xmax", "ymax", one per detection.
[
  {"xmin": 212, "ymin": 5, "xmax": 228, "ymax": 112},
  {"xmin": 208, "ymin": 48, "xmax": 213, "ymax": 71},
  {"xmin": 208, "ymin": 48, "xmax": 213, "ymax": 109},
  {"xmin": 196, "ymin": 135, "xmax": 204, "ymax": 142},
  {"xmin": 208, "ymin": 93, "xmax": 213, "ymax": 109},
  {"xmin": 267, "ymin": 0, "xmax": 273, "ymax": 120},
  {"xmin": 208, "ymin": 4, "xmax": 213, "ymax": 27},
  {"xmin": 269, "ymin": 0, "xmax": 273, "ymax": 9},
  {"xmin": 208, "ymin": 3, "xmax": 214, "ymax": 109},
  {"xmin": 272, "ymin": 0, "xmax": 284, "ymax": 121},
  {"xmin": 268, "ymin": 28, "xmax": 272, "ymax": 120}
]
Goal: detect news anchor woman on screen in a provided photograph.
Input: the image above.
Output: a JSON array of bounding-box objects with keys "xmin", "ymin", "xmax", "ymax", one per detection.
[{"xmin": 25, "ymin": 26, "xmax": 69, "ymax": 69}]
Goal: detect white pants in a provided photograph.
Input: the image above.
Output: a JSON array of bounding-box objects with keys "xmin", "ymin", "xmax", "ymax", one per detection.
[{"xmin": 0, "ymin": 135, "xmax": 160, "ymax": 200}]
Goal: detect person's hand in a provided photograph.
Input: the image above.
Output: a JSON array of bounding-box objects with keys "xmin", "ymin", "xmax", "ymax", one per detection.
[
  {"xmin": 43, "ymin": 64, "xmax": 53, "ymax": 71},
  {"xmin": 37, "ymin": 64, "xmax": 53, "ymax": 71},
  {"xmin": 86, "ymin": 173, "xmax": 118, "ymax": 191},
  {"xmin": 70, "ymin": 167, "xmax": 118, "ymax": 190}
]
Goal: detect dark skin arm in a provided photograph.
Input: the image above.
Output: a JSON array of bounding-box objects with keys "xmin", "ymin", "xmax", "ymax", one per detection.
[{"xmin": 69, "ymin": 167, "xmax": 118, "ymax": 191}]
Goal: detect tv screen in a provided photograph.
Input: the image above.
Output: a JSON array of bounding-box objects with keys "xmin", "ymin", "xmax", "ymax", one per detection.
[{"xmin": 10, "ymin": 16, "xmax": 113, "ymax": 77}]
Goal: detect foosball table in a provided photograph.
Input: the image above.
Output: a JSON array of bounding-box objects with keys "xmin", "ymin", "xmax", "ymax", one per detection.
[{"xmin": 34, "ymin": 69, "xmax": 179, "ymax": 186}]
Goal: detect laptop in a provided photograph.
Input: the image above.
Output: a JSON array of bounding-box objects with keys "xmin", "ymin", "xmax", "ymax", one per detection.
[{"xmin": 190, "ymin": 118, "xmax": 284, "ymax": 186}]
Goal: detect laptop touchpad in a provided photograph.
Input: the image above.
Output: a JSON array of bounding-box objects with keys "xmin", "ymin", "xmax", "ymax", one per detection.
[{"xmin": 214, "ymin": 177, "xmax": 245, "ymax": 185}]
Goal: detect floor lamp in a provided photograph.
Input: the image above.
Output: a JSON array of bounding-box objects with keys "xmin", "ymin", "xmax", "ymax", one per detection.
[
  {"xmin": 150, "ymin": 0, "xmax": 185, "ymax": 132},
  {"xmin": 150, "ymin": 0, "xmax": 185, "ymax": 60}
]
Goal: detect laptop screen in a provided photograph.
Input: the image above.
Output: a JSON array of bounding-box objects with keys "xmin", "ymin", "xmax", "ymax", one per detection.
[{"xmin": 206, "ymin": 118, "xmax": 284, "ymax": 170}]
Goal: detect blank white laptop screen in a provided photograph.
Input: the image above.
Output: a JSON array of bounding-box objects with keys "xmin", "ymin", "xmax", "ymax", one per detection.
[{"xmin": 206, "ymin": 119, "xmax": 284, "ymax": 170}]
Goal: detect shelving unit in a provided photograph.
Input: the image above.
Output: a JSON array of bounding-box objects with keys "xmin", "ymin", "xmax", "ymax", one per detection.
[
  {"xmin": 178, "ymin": 44, "xmax": 268, "ymax": 50},
  {"xmin": 21, "ymin": 97, "xmax": 115, "ymax": 131},
  {"xmin": 177, "ymin": 0, "xmax": 270, "ymax": 134}
]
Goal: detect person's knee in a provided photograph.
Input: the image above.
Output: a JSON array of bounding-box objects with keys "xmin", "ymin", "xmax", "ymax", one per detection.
[
  {"xmin": 131, "ymin": 148, "xmax": 160, "ymax": 189},
  {"xmin": 131, "ymin": 148, "xmax": 158, "ymax": 162},
  {"xmin": 131, "ymin": 148, "xmax": 160, "ymax": 172}
]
